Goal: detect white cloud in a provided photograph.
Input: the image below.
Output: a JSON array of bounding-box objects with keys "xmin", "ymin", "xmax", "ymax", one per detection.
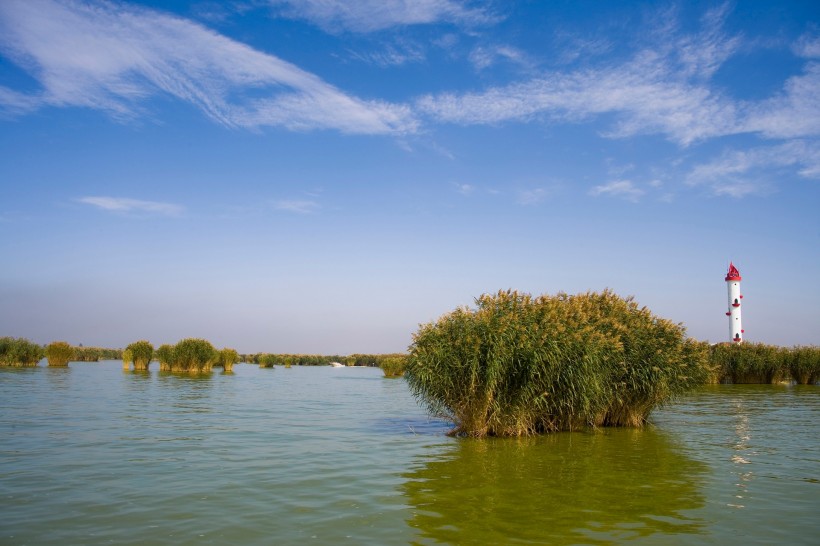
[
  {"xmin": 78, "ymin": 196, "xmax": 183, "ymax": 216},
  {"xmin": 517, "ymin": 188, "xmax": 548, "ymax": 205},
  {"xmin": 469, "ymin": 45, "xmax": 532, "ymax": 72},
  {"xmin": 274, "ymin": 200, "xmax": 320, "ymax": 214},
  {"xmin": 348, "ymin": 43, "xmax": 426, "ymax": 67},
  {"xmin": 416, "ymin": 47, "xmax": 741, "ymax": 146},
  {"xmin": 743, "ymin": 63, "xmax": 820, "ymax": 140},
  {"xmin": 686, "ymin": 140, "xmax": 820, "ymax": 196},
  {"xmin": 793, "ymin": 33, "xmax": 820, "ymax": 59},
  {"xmin": 414, "ymin": 4, "xmax": 817, "ymax": 147},
  {"xmin": 455, "ymin": 182, "xmax": 474, "ymax": 195},
  {"xmin": 0, "ymin": 86, "xmax": 41, "ymax": 116},
  {"xmin": 266, "ymin": 0, "xmax": 497, "ymax": 33},
  {"xmin": 588, "ymin": 180, "xmax": 644, "ymax": 202},
  {"xmin": 0, "ymin": 0, "xmax": 417, "ymax": 134}
]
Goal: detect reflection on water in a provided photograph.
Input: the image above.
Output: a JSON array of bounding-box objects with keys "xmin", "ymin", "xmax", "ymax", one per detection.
[
  {"xmin": 403, "ymin": 429, "xmax": 707, "ymax": 544},
  {"xmin": 728, "ymin": 398, "xmax": 753, "ymax": 509},
  {"xmin": 1, "ymin": 364, "xmax": 817, "ymax": 545}
]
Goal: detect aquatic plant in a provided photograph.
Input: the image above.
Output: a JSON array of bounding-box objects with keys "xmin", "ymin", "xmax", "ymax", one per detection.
[
  {"xmin": 406, "ymin": 289, "xmax": 709, "ymax": 437},
  {"xmin": 126, "ymin": 340, "xmax": 154, "ymax": 371},
  {"xmin": 380, "ymin": 355, "xmax": 407, "ymax": 378},
  {"xmin": 122, "ymin": 348, "xmax": 133, "ymax": 370},
  {"xmin": 716, "ymin": 342, "xmax": 789, "ymax": 384},
  {"xmin": 259, "ymin": 354, "xmax": 277, "ymax": 368},
  {"xmin": 155, "ymin": 344, "xmax": 175, "ymax": 371},
  {"xmin": 218, "ymin": 348, "xmax": 239, "ymax": 372},
  {"xmin": 789, "ymin": 345, "xmax": 820, "ymax": 385},
  {"xmin": 0, "ymin": 337, "xmax": 44, "ymax": 367},
  {"xmin": 171, "ymin": 338, "xmax": 217, "ymax": 373},
  {"xmin": 45, "ymin": 341, "xmax": 74, "ymax": 367}
]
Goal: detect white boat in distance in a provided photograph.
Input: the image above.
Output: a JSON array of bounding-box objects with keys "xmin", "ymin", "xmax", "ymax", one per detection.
[{"xmin": 329, "ymin": 362, "xmax": 345, "ymax": 367}]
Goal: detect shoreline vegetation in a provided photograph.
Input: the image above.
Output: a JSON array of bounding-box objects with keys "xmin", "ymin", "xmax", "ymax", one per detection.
[{"xmin": 1, "ymin": 287, "xmax": 817, "ymax": 437}]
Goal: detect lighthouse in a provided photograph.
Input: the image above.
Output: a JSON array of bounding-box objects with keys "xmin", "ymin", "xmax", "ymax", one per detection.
[{"xmin": 725, "ymin": 262, "xmax": 744, "ymax": 343}]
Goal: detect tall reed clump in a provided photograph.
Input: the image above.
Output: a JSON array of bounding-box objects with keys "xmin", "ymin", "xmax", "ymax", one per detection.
[
  {"xmin": 789, "ymin": 345, "xmax": 820, "ymax": 385},
  {"xmin": 126, "ymin": 340, "xmax": 154, "ymax": 371},
  {"xmin": 258, "ymin": 354, "xmax": 277, "ymax": 368},
  {"xmin": 45, "ymin": 341, "xmax": 74, "ymax": 367},
  {"xmin": 380, "ymin": 355, "xmax": 408, "ymax": 378},
  {"xmin": 217, "ymin": 348, "xmax": 239, "ymax": 372},
  {"xmin": 155, "ymin": 344, "xmax": 175, "ymax": 371},
  {"xmin": 0, "ymin": 337, "xmax": 44, "ymax": 367},
  {"xmin": 122, "ymin": 349, "xmax": 133, "ymax": 370},
  {"xmin": 405, "ymin": 289, "xmax": 710, "ymax": 437},
  {"xmin": 711, "ymin": 342, "xmax": 790, "ymax": 384},
  {"xmin": 170, "ymin": 338, "xmax": 217, "ymax": 373}
]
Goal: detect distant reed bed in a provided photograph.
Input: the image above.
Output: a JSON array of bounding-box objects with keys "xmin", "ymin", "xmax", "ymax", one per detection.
[
  {"xmin": 709, "ymin": 343, "xmax": 820, "ymax": 385},
  {"xmin": 0, "ymin": 337, "xmax": 44, "ymax": 367}
]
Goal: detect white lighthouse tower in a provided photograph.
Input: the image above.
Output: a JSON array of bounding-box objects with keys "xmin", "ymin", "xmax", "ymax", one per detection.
[{"xmin": 725, "ymin": 262, "xmax": 744, "ymax": 343}]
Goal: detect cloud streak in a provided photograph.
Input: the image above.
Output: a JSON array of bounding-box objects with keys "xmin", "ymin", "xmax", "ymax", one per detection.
[
  {"xmin": 266, "ymin": 0, "xmax": 497, "ymax": 33},
  {"xmin": 274, "ymin": 200, "xmax": 320, "ymax": 214},
  {"xmin": 0, "ymin": 0, "xmax": 416, "ymax": 134},
  {"xmin": 686, "ymin": 140, "xmax": 820, "ymax": 197},
  {"xmin": 78, "ymin": 196, "xmax": 183, "ymax": 216},
  {"xmin": 588, "ymin": 180, "xmax": 644, "ymax": 202},
  {"xmin": 416, "ymin": 6, "xmax": 820, "ymax": 150}
]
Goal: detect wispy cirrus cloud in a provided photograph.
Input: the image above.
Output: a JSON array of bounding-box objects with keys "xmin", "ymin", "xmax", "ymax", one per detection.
[
  {"xmin": 686, "ymin": 140, "xmax": 820, "ymax": 197},
  {"xmin": 266, "ymin": 0, "xmax": 498, "ymax": 33},
  {"xmin": 0, "ymin": 0, "xmax": 416, "ymax": 134},
  {"xmin": 273, "ymin": 199, "xmax": 320, "ymax": 214},
  {"xmin": 78, "ymin": 196, "xmax": 183, "ymax": 216},
  {"xmin": 588, "ymin": 180, "xmax": 644, "ymax": 202},
  {"xmin": 415, "ymin": 4, "xmax": 819, "ymax": 150},
  {"xmin": 347, "ymin": 41, "xmax": 426, "ymax": 67},
  {"xmin": 416, "ymin": 6, "xmax": 744, "ymax": 147}
]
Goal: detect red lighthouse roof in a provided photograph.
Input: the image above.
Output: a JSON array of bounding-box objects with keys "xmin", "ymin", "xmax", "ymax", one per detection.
[{"xmin": 725, "ymin": 262, "xmax": 742, "ymax": 281}]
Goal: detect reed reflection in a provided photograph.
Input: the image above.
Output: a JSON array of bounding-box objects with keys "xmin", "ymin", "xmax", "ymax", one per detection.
[{"xmin": 403, "ymin": 428, "xmax": 707, "ymax": 544}]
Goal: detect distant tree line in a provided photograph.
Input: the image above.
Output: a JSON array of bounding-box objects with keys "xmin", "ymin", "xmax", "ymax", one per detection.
[{"xmin": 241, "ymin": 353, "xmax": 406, "ymax": 368}]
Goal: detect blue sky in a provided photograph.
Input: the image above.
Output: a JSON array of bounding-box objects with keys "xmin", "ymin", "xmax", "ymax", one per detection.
[{"xmin": 1, "ymin": 0, "xmax": 818, "ymax": 354}]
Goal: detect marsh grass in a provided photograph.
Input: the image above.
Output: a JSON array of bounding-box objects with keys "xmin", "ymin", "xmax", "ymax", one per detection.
[
  {"xmin": 169, "ymin": 338, "xmax": 217, "ymax": 373},
  {"xmin": 217, "ymin": 348, "xmax": 239, "ymax": 372},
  {"xmin": 379, "ymin": 355, "xmax": 408, "ymax": 378},
  {"xmin": 406, "ymin": 290, "xmax": 709, "ymax": 437},
  {"xmin": 45, "ymin": 341, "xmax": 74, "ymax": 367},
  {"xmin": 258, "ymin": 354, "xmax": 277, "ymax": 368},
  {"xmin": 126, "ymin": 340, "xmax": 154, "ymax": 371},
  {"xmin": 0, "ymin": 337, "xmax": 44, "ymax": 367},
  {"xmin": 155, "ymin": 344, "xmax": 174, "ymax": 372},
  {"xmin": 790, "ymin": 346, "xmax": 820, "ymax": 385},
  {"xmin": 708, "ymin": 343, "xmax": 817, "ymax": 384}
]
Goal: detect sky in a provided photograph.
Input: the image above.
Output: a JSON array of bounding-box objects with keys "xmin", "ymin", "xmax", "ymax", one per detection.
[{"xmin": 0, "ymin": 0, "xmax": 818, "ymax": 354}]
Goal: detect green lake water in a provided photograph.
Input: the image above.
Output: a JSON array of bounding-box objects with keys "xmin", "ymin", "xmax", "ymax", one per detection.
[{"xmin": 1, "ymin": 362, "xmax": 817, "ymax": 545}]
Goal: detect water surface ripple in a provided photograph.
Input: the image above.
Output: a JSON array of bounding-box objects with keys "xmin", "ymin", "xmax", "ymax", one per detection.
[{"xmin": 1, "ymin": 363, "xmax": 817, "ymax": 545}]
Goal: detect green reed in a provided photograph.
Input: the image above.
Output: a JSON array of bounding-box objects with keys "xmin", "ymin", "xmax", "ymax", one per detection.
[
  {"xmin": 217, "ymin": 348, "xmax": 239, "ymax": 372},
  {"xmin": 790, "ymin": 346, "xmax": 820, "ymax": 385},
  {"xmin": 379, "ymin": 355, "xmax": 408, "ymax": 377},
  {"xmin": 0, "ymin": 337, "xmax": 44, "ymax": 367},
  {"xmin": 405, "ymin": 289, "xmax": 709, "ymax": 437},
  {"xmin": 126, "ymin": 340, "xmax": 154, "ymax": 371},
  {"xmin": 709, "ymin": 343, "xmax": 819, "ymax": 384},
  {"xmin": 168, "ymin": 338, "xmax": 218, "ymax": 373},
  {"xmin": 45, "ymin": 341, "xmax": 74, "ymax": 367}
]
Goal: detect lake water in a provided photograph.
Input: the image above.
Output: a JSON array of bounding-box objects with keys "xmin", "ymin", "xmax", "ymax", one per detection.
[{"xmin": 1, "ymin": 362, "xmax": 817, "ymax": 545}]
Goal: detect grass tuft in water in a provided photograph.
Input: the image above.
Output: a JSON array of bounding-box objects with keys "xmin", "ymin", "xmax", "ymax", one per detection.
[
  {"xmin": 405, "ymin": 289, "xmax": 710, "ymax": 437},
  {"xmin": 0, "ymin": 337, "xmax": 44, "ymax": 367},
  {"xmin": 45, "ymin": 341, "xmax": 74, "ymax": 367},
  {"xmin": 126, "ymin": 340, "xmax": 154, "ymax": 371},
  {"xmin": 380, "ymin": 355, "xmax": 408, "ymax": 378}
]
